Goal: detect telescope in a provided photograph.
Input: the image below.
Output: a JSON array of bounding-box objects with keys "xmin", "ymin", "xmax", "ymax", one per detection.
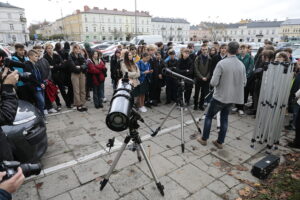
[
  {"xmin": 106, "ymin": 73, "xmax": 133, "ymax": 132},
  {"xmin": 162, "ymin": 68, "xmax": 194, "ymax": 84}
]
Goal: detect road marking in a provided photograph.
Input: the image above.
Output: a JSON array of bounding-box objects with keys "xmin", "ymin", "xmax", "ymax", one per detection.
[{"xmin": 27, "ymin": 116, "xmax": 203, "ymax": 181}]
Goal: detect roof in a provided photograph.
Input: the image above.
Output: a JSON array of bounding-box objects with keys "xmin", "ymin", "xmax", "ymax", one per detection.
[
  {"xmin": 151, "ymin": 17, "xmax": 190, "ymax": 24},
  {"xmin": 190, "ymin": 25, "xmax": 199, "ymax": 30},
  {"xmin": 246, "ymin": 21, "xmax": 283, "ymax": 28},
  {"xmin": 83, "ymin": 8, "xmax": 151, "ymax": 17},
  {"xmin": 0, "ymin": 2, "xmax": 22, "ymax": 9},
  {"xmin": 282, "ymin": 18, "xmax": 300, "ymax": 25}
]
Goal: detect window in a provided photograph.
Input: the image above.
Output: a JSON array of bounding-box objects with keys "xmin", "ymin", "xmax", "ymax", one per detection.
[
  {"xmin": 85, "ymin": 16, "xmax": 87, "ymax": 22},
  {"xmin": 253, "ymin": 30, "xmax": 256, "ymax": 34},
  {"xmin": 86, "ymin": 27, "xmax": 88, "ymax": 32},
  {"xmin": 94, "ymin": 27, "xmax": 96, "ymax": 32},
  {"xmin": 259, "ymin": 30, "xmax": 262, "ymax": 34},
  {"xmin": 9, "ymin": 24, "xmax": 14, "ymax": 30},
  {"xmin": 22, "ymin": 24, "xmax": 25, "ymax": 31},
  {"xmin": 102, "ymin": 36, "xmax": 106, "ymax": 40},
  {"xmin": 266, "ymin": 30, "xmax": 269, "ymax": 34},
  {"xmin": 86, "ymin": 35, "xmax": 89, "ymax": 39},
  {"xmin": 8, "ymin": 13, "xmax": 12, "ymax": 19},
  {"xmin": 248, "ymin": 30, "xmax": 251, "ymax": 35},
  {"xmin": 94, "ymin": 36, "xmax": 97, "ymax": 39},
  {"xmin": 126, "ymin": 27, "xmax": 128, "ymax": 32},
  {"xmin": 108, "ymin": 18, "xmax": 110, "ymax": 23},
  {"xmin": 120, "ymin": 27, "xmax": 122, "ymax": 32},
  {"xmin": 102, "ymin": 27, "xmax": 105, "ymax": 32},
  {"xmin": 272, "ymin": 29, "xmax": 275, "ymax": 34},
  {"xmin": 108, "ymin": 27, "xmax": 111, "ymax": 32},
  {"xmin": 119, "ymin": 18, "xmax": 122, "ymax": 23}
]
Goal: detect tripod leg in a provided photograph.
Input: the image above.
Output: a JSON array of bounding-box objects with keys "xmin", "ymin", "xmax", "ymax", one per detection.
[
  {"xmin": 138, "ymin": 143, "xmax": 165, "ymax": 196},
  {"xmin": 186, "ymin": 106, "xmax": 202, "ymax": 134},
  {"xmin": 180, "ymin": 107, "xmax": 185, "ymax": 153},
  {"xmin": 152, "ymin": 103, "xmax": 177, "ymax": 136},
  {"xmin": 100, "ymin": 136, "xmax": 131, "ymax": 191}
]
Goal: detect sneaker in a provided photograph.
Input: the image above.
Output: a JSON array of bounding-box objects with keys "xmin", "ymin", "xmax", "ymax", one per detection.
[
  {"xmin": 232, "ymin": 107, "xmax": 238, "ymax": 112},
  {"xmin": 139, "ymin": 106, "xmax": 147, "ymax": 113},
  {"xmin": 44, "ymin": 109, "xmax": 48, "ymax": 115},
  {"xmin": 57, "ymin": 106, "xmax": 62, "ymax": 112},
  {"xmin": 196, "ymin": 137, "xmax": 207, "ymax": 146},
  {"xmin": 212, "ymin": 140, "xmax": 223, "ymax": 149},
  {"xmin": 72, "ymin": 106, "xmax": 77, "ymax": 110},
  {"xmin": 48, "ymin": 108, "xmax": 57, "ymax": 113},
  {"xmin": 81, "ymin": 106, "xmax": 88, "ymax": 111},
  {"xmin": 238, "ymin": 110, "xmax": 245, "ymax": 115},
  {"xmin": 103, "ymin": 98, "xmax": 107, "ymax": 103}
]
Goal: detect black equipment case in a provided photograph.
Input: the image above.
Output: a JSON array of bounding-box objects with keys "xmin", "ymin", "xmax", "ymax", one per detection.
[{"xmin": 251, "ymin": 154, "xmax": 280, "ymax": 179}]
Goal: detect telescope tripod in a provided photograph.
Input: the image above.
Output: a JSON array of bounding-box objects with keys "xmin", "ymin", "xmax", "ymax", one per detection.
[
  {"xmin": 151, "ymin": 79, "xmax": 201, "ymax": 153},
  {"xmin": 100, "ymin": 111, "xmax": 165, "ymax": 196}
]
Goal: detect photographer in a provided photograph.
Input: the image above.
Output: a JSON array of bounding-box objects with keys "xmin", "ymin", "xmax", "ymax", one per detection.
[{"xmin": 0, "ymin": 167, "xmax": 25, "ymax": 200}]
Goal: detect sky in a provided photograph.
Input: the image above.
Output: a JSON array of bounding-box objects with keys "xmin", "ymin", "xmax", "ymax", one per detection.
[{"xmin": 6, "ymin": 0, "xmax": 300, "ymax": 26}]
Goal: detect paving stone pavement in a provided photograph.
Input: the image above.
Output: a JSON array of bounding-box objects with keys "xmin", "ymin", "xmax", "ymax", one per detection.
[{"xmin": 12, "ymin": 65, "xmax": 300, "ymax": 200}]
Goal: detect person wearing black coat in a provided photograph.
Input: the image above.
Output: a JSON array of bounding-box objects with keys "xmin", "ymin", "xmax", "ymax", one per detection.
[
  {"xmin": 149, "ymin": 52, "xmax": 164, "ymax": 105},
  {"xmin": 68, "ymin": 44, "xmax": 87, "ymax": 112},
  {"xmin": 165, "ymin": 50, "xmax": 178, "ymax": 104},
  {"xmin": 110, "ymin": 50, "xmax": 123, "ymax": 90},
  {"xmin": 44, "ymin": 44, "xmax": 70, "ymax": 108},
  {"xmin": 24, "ymin": 50, "xmax": 46, "ymax": 117},
  {"xmin": 176, "ymin": 48, "xmax": 194, "ymax": 105}
]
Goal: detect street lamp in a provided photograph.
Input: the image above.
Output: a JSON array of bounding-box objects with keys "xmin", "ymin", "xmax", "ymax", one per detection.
[{"xmin": 134, "ymin": 0, "xmax": 138, "ymax": 44}]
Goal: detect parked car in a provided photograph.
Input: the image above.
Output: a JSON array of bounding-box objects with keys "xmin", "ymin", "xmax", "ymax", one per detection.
[
  {"xmin": 92, "ymin": 44, "xmax": 110, "ymax": 51},
  {"xmin": 1, "ymin": 100, "xmax": 48, "ymax": 163},
  {"xmin": 130, "ymin": 35, "xmax": 163, "ymax": 45},
  {"xmin": 101, "ymin": 45, "xmax": 118, "ymax": 62},
  {"xmin": 292, "ymin": 48, "xmax": 300, "ymax": 61}
]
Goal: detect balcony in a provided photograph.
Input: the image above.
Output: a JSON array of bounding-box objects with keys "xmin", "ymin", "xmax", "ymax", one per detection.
[{"xmin": 20, "ymin": 17, "xmax": 27, "ymax": 22}]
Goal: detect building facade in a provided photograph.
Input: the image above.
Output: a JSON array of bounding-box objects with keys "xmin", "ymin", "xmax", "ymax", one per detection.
[
  {"xmin": 225, "ymin": 21, "xmax": 283, "ymax": 43},
  {"xmin": 0, "ymin": 2, "xmax": 29, "ymax": 44},
  {"xmin": 38, "ymin": 6, "xmax": 152, "ymax": 42},
  {"xmin": 151, "ymin": 17, "xmax": 190, "ymax": 42},
  {"xmin": 280, "ymin": 19, "xmax": 300, "ymax": 41}
]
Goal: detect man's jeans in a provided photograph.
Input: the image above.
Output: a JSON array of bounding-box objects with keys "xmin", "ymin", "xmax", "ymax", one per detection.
[
  {"xmin": 35, "ymin": 90, "xmax": 45, "ymax": 117},
  {"xmin": 202, "ymin": 98, "xmax": 232, "ymax": 144}
]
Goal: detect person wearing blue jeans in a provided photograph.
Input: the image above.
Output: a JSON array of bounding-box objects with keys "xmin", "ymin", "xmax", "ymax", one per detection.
[
  {"xmin": 202, "ymin": 98, "xmax": 232, "ymax": 144},
  {"xmin": 197, "ymin": 42, "xmax": 247, "ymax": 149},
  {"xmin": 35, "ymin": 90, "xmax": 45, "ymax": 117},
  {"xmin": 93, "ymin": 82, "xmax": 104, "ymax": 108}
]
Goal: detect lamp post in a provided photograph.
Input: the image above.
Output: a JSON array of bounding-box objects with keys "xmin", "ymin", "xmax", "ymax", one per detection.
[{"xmin": 134, "ymin": 0, "xmax": 138, "ymax": 44}]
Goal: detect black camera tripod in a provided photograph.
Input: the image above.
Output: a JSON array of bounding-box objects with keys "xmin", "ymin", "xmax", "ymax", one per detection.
[
  {"xmin": 151, "ymin": 79, "xmax": 202, "ymax": 153},
  {"xmin": 100, "ymin": 109, "xmax": 165, "ymax": 196}
]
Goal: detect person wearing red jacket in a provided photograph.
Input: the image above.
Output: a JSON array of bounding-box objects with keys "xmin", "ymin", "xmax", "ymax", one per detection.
[{"xmin": 87, "ymin": 51, "xmax": 107, "ymax": 108}]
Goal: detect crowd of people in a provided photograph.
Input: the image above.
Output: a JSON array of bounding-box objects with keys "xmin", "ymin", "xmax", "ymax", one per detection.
[{"xmin": 1, "ymin": 39, "xmax": 299, "ymax": 148}]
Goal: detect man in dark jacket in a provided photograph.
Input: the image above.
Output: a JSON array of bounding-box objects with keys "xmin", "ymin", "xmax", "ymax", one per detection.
[
  {"xmin": 110, "ymin": 50, "xmax": 122, "ymax": 90},
  {"xmin": 149, "ymin": 52, "xmax": 164, "ymax": 105},
  {"xmin": 176, "ymin": 48, "xmax": 194, "ymax": 105},
  {"xmin": 194, "ymin": 45, "xmax": 212, "ymax": 110},
  {"xmin": 165, "ymin": 49, "xmax": 178, "ymax": 104},
  {"xmin": 211, "ymin": 44, "xmax": 228, "ymax": 76}
]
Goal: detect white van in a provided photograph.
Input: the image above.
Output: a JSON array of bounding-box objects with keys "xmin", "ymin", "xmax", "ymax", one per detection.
[{"xmin": 130, "ymin": 35, "xmax": 163, "ymax": 45}]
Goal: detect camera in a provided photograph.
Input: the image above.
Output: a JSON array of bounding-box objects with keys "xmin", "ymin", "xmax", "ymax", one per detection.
[
  {"xmin": 2, "ymin": 57, "xmax": 31, "ymax": 79},
  {"xmin": 0, "ymin": 161, "xmax": 41, "ymax": 182},
  {"xmin": 106, "ymin": 73, "xmax": 134, "ymax": 132}
]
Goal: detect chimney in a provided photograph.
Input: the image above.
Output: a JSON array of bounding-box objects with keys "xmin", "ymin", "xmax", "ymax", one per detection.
[
  {"xmin": 122, "ymin": 9, "xmax": 127, "ymax": 12},
  {"xmin": 84, "ymin": 5, "xmax": 90, "ymax": 11},
  {"xmin": 93, "ymin": 7, "xmax": 99, "ymax": 10},
  {"xmin": 76, "ymin": 9, "xmax": 80, "ymax": 14},
  {"xmin": 113, "ymin": 8, "xmax": 118, "ymax": 11}
]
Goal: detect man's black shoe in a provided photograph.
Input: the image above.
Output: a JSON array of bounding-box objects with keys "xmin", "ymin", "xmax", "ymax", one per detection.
[
  {"xmin": 99, "ymin": 104, "xmax": 104, "ymax": 108},
  {"xmin": 193, "ymin": 105, "xmax": 198, "ymax": 110},
  {"xmin": 145, "ymin": 102, "xmax": 152, "ymax": 108},
  {"xmin": 199, "ymin": 106, "xmax": 205, "ymax": 111},
  {"xmin": 165, "ymin": 101, "xmax": 171, "ymax": 105}
]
